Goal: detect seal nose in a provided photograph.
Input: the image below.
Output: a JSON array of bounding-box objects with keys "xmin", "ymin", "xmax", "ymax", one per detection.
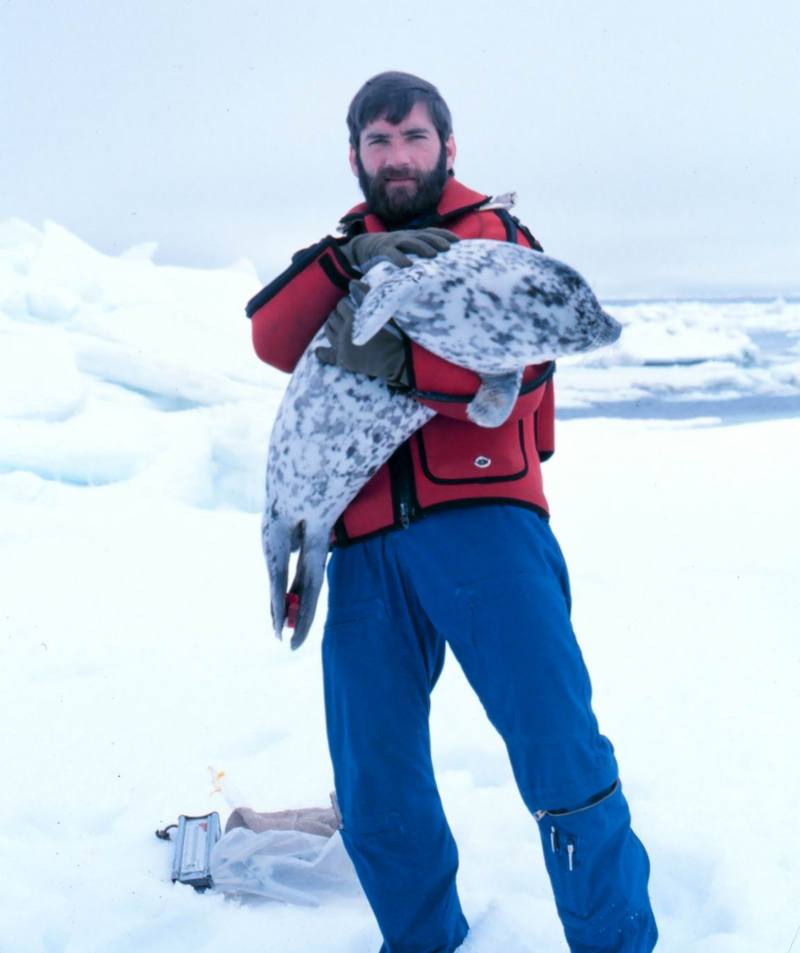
[{"xmin": 593, "ymin": 310, "xmax": 623, "ymax": 347}]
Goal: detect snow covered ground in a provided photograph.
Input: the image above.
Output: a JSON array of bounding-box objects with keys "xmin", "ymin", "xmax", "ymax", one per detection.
[{"xmin": 1, "ymin": 220, "xmax": 799, "ymax": 953}]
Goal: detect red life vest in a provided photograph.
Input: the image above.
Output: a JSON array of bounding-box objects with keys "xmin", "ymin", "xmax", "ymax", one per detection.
[{"xmin": 247, "ymin": 178, "xmax": 556, "ymax": 544}]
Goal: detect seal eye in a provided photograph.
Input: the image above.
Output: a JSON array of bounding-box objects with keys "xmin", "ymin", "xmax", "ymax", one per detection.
[{"xmin": 474, "ymin": 456, "xmax": 492, "ymax": 469}]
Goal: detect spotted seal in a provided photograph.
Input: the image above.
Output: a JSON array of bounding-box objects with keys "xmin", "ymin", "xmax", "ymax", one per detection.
[{"xmin": 264, "ymin": 239, "xmax": 621, "ymax": 649}]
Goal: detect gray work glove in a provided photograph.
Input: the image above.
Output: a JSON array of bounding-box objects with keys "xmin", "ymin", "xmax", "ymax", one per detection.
[
  {"xmin": 315, "ymin": 280, "xmax": 410, "ymax": 388},
  {"xmin": 341, "ymin": 227, "xmax": 459, "ymax": 271}
]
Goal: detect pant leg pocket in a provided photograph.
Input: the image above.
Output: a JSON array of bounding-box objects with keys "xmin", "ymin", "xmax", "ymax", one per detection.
[
  {"xmin": 339, "ymin": 810, "xmax": 407, "ymax": 870},
  {"xmin": 342, "ymin": 810, "xmax": 405, "ymax": 840},
  {"xmin": 324, "ymin": 597, "xmax": 387, "ymax": 629},
  {"xmin": 539, "ymin": 819, "xmax": 588, "ymax": 918},
  {"xmin": 536, "ymin": 782, "xmax": 656, "ymax": 947}
]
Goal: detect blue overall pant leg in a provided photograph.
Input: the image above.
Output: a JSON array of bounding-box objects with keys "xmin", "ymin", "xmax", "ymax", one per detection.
[
  {"xmin": 322, "ymin": 528, "xmax": 467, "ymax": 953},
  {"xmin": 322, "ymin": 505, "xmax": 657, "ymax": 952}
]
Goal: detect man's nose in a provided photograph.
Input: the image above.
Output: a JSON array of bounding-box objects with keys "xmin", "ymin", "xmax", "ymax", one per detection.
[{"xmin": 382, "ymin": 138, "xmax": 412, "ymax": 167}]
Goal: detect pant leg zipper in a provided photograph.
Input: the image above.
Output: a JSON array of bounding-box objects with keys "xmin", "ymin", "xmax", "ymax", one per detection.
[{"xmin": 534, "ymin": 780, "xmax": 619, "ymax": 822}]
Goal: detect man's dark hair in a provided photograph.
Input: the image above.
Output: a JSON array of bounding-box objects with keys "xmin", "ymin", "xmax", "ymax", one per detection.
[{"xmin": 346, "ymin": 71, "xmax": 453, "ymax": 149}]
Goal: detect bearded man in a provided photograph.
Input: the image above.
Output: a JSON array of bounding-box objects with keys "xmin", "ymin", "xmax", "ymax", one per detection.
[{"xmin": 247, "ymin": 71, "xmax": 658, "ymax": 953}]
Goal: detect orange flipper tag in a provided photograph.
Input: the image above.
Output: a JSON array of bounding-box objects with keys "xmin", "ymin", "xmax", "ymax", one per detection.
[{"xmin": 285, "ymin": 592, "xmax": 300, "ymax": 629}]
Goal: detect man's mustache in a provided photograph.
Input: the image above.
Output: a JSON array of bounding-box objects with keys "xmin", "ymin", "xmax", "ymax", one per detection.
[{"xmin": 379, "ymin": 167, "xmax": 420, "ymax": 183}]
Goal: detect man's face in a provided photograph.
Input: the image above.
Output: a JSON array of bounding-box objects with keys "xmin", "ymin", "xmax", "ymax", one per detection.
[{"xmin": 350, "ymin": 101, "xmax": 456, "ymax": 225}]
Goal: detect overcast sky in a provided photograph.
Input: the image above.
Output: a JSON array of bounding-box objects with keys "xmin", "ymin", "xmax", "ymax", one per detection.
[{"xmin": 2, "ymin": 0, "xmax": 798, "ymax": 298}]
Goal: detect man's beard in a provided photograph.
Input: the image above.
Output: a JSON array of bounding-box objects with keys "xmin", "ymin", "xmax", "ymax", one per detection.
[{"xmin": 356, "ymin": 148, "xmax": 449, "ymax": 227}]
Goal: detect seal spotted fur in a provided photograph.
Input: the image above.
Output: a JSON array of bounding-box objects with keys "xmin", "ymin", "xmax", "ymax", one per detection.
[
  {"xmin": 355, "ymin": 240, "xmax": 620, "ymax": 426},
  {"xmin": 264, "ymin": 240, "xmax": 620, "ymax": 648}
]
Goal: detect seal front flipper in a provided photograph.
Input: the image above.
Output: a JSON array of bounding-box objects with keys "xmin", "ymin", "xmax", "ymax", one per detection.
[{"xmin": 467, "ymin": 370, "xmax": 524, "ymax": 427}]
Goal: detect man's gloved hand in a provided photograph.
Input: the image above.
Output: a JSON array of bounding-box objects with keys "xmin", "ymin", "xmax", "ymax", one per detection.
[
  {"xmin": 341, "ymin": 227, "xmax": 459, "ymax": 271},
  {"xmin": 315, "ymin": 281, "xmax": 410, "ymax": 388}
]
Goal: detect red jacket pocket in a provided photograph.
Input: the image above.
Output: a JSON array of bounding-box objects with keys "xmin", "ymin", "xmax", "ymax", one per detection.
[{"xmin": 413, "ymin": 416, "xmax": 529, "ymax": 484}]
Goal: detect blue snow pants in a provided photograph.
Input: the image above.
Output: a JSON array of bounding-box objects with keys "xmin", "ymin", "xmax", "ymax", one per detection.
[{"xmin": 322, "ymin": 505, "xmax": 657, "ymax": 953}]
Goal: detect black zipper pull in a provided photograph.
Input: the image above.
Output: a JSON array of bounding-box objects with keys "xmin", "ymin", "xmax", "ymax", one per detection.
[{"xmin": 399, "ymin": 500, "xmax": 410, "ymax": 529}]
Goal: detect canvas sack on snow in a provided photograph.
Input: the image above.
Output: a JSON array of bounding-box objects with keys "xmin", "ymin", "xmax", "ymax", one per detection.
[{"xmin": 210, "ymin": 797, "xmax": 361, "ymax": 905}]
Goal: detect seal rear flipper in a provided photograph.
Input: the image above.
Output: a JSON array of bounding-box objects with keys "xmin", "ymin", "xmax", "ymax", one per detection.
[
  {"xmin": 467, "ymin": 370, "xmax": 524, "ymax": 427},
  {"xmin": 288, "ymin": 529, "xmax": 330, "ymax": 651},
  {"xmin": 263, "ymin": 513, "xmax": 300, "ymax": 639}
]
